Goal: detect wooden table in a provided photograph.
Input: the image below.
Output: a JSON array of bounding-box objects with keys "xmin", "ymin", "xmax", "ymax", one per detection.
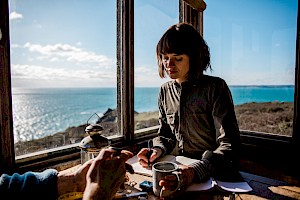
[
  {"xmin": 123, "ymin": 172, "xmax": 300, "ymax": 200},
  {"xmin": 60, "ymin": 165, "xmax": 300, "ymax": 200}
]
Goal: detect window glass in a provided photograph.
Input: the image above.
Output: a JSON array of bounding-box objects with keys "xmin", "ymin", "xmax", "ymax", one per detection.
[
  {"xmin": 134, "ymin": 0, "xmax": 178, "ymax": 131},
  {"xmin": 9, "ymin": 0, "xmax": 117, "ymax": 156},
  {"xmin": 204, "ymin": 0, "xmax": 296, "ymax": 136}
]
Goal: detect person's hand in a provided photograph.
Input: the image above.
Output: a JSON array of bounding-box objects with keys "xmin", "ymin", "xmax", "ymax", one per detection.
[
  {"xmin": 82, "ymin": 149, "xmax": 134, "ymax": 200},
  {"xmin": 159, "ymin": 164, "xmax": 195, "ymax": 192},
  {"xmin": 137, "ymin": 147, "xmax": 162, "ymax": 168},
  {"xmin": 177, "ymin": 164, "xmax": 195, "ymax": 187},
  {"xmin": 57, "ymin": 157, "xmax": 95, "ymax": 196}
]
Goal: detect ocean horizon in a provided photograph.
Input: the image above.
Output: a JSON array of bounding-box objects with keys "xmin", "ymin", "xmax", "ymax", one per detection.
[{"xmin": 12, "ymin": 85, "xmax": 294, "ymax": 142}]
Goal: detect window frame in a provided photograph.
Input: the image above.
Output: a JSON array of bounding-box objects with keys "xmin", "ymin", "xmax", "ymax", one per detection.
[
  {"xmin": 0, "ymin": 0, "xmax": 15, "ymax": 174},
  {"xmin": 0, "ymin": 0, "xmax": 299, "ymax": 183}
]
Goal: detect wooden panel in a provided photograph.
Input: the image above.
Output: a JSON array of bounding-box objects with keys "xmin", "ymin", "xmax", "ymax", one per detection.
[
  {"xmin": 293, "ymin": 1, "xmax": 300, "ymax": 146},
  {"xmin": 15, "ymin": 144, "xmax": 80, "ymax": 173},
  {"xmin": 0, "ymin": 0, "xmax": 15, "ymax": 174},
  {"xmin": 179, "ymin": 0, "xmax": 204, "ymax": 36},
  {"xmin": 240, "ymin": 131, "xmax": 300, "ymax": 185},
  {"xmin": 183, "ymin": 0, "xmax": 206, "ymax": 12}
]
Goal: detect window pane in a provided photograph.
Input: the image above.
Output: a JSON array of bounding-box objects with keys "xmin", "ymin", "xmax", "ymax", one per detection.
[
  {"xmin": 10, "ymin": 0, "xmax": 117, "ymax": 156},
  {"xmin": 134, "ymin": 0, "xmax": 179, "ymax": 131},
  {"xmin": 204, "ymin": 0, "xmax": 296, "ymax": 136}
]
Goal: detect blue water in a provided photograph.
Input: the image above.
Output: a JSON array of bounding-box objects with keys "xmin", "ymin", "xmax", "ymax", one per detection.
[
  {"xmin": 12, "ymin": 86, "xmax": 294, "ymax": 142},
  {"xmin": 230, "ymin": 85, "xmax": 294, "ymax": 105}
]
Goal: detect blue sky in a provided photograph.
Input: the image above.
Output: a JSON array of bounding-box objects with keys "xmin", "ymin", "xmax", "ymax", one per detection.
[{"xmin": 9, "ymin": 0, "xmax": 297, "ymax": 88}]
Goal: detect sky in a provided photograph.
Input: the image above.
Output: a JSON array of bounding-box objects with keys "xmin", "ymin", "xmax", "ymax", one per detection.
[{"xmin": 8, "ymin": 0, "xmax": 297, "ymax": 88}]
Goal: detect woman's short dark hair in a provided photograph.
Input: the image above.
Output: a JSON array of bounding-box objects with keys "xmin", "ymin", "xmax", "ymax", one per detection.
[{"xmin": 156, "ymin": 22, "xmax": 211, "ymax": 81}]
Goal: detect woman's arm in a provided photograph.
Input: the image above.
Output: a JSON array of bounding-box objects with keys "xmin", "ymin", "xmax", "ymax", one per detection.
[{"xmin": 209, "ymin": 78, "xmax": 241, "ymax": 175}]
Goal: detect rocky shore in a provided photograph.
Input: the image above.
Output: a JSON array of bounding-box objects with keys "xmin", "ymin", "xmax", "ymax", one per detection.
[{"xmin": 14, "ymin": 102, "xmax": 293, "ymax": 156}]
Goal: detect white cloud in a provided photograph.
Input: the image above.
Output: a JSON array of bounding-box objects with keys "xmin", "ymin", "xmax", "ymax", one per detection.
[
  {"xmin": 135, "ymin": 65, "xmax": 155, "ymax": 73},
  {"xmin": 11, "ymin": 44, "xmax": 20, "ymax": 48},
  {"xmin": 11, "ymin": 42, "xmax": 119, "ymax": 87},
  {"xmin": 11, "ymin": 64, "xmax": 115, "ymax": 80},
  {"xmin": 11, "ymin": 64, "xmax": 116, "ymax": 88},
  {"xmin": 274, "ymin": 43, "xmax": 280, "ymax": 47},
  {"xmin": 10, "ymin": 11, "xmax": 23, "ymax": 20},
  {"xmin": 134, "ymin": 65, "xmax": 166, "ymax": 87},
  {"xmin": 23, "ymin": 43, "xmax": 115, "ymax": 67}
]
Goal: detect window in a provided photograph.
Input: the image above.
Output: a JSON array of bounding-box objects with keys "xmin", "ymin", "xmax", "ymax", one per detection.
[
  {"xmin": 9, "ymin": 0, "xmax": 118, "ymax": 156},
  {"xmin": 133, "ymin": 0, "xmax": 179, "ymax": 131},
  {"xmin": 204, "ymin": 0, "xmax": 296, "ymax": 136}
]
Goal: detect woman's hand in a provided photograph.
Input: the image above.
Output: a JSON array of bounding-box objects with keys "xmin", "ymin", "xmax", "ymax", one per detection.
[
  {"xmin": 159, "ymin": 164, "xmax": 195, "ymax": 192},
  {"xmin": 137, "ymin": 147, "xmax": 162, "ymax": 168},
  {"xmin": 178, "ymin": 164, "xmax": 195, "ymax": 187},
  {"xmin": 83, "ymin": 149, "xmax": 134, "ymax": 200}
]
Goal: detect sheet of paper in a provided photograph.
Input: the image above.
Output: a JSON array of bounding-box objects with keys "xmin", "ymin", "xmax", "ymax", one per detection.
[
  {"xmin": 186, "ymin": 179, "xmax": 253, "ymax": 193},
  {"xmin": 175, "ymin": 156, "xmax": 199, "ymax": 165},
  {"xmin": 186, "ymin": 178, "xmax": 215, "ymax": 191},
  {"xmin": 216, "ymin": 180, "xmax": 253, "ymax": 193},
  {"xmin": 126, "ymin": 155, "xmax": 152, "ymax": 176}
]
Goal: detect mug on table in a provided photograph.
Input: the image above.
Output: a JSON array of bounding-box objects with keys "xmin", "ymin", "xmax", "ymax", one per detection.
[{"xmin": 152, "ymin": 161, "xmax": 182, "ymax": 198}]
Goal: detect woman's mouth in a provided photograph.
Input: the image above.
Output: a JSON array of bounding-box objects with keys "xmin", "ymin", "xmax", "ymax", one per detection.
[{"xmin": 167, "ymin": 70, "xmax": 177, "ymax": 75}]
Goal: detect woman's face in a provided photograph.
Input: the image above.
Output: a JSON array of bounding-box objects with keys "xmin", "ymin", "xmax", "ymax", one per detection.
[{"xmin": 161, "ymin": 53, "xmax": 190, "ymax": 84}]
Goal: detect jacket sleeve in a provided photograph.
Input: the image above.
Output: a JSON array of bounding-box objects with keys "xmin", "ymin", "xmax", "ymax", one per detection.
[
  {"xmin": 0, "ymin": 169, "xmax": 59, "ymax": 200},
  {"xmin": 206, "ymin": 78, "xmax": 241, "ymax": 179}
]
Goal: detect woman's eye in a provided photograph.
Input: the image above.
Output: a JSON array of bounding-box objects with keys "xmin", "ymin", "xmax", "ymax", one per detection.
[{"xmin": 175, "ymin": 57, "xmax": 182, "ymax": 61}]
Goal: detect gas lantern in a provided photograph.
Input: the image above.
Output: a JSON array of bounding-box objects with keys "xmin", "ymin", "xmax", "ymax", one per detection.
[{"xmin": 79, "ymin": 113, "xmax": 110, "ymax": 164}]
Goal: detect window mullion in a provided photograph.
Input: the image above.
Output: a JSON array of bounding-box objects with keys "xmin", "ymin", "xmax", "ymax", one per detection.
[
  {"xmin": 120, "ymin": 0, "xmax": 134, "ymax": 142},
  {"xmin": 293, "ymin": 4, "xmax": 300, "ymax": 146},
  {"xmin": 0, "ymin": 0, "xmax": 15, "ymax": 174},
  {"xmin": 179, "ymin": 0, "xmax": 204, "ymax": 36}
]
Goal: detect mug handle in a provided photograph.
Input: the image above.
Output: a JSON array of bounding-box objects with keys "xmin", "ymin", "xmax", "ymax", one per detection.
[{"xmin": 159, "ymin": 170, "xmax": 183, "ymax": 198}]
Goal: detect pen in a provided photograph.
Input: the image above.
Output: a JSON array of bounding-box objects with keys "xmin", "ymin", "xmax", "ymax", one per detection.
[
  {"xmin": 113, "ymin": 192, "xmax": 148, "ymax": 199},
  {"xmin": 147, "ymin": 139, "xmax": 153, "ymax": 168}
]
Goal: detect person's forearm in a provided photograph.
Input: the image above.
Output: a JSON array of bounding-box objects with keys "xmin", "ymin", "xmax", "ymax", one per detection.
[
  {"xmin": 57, "ymin": 171, "xmax": 85, "ymax": 196},
  {"xmin": 153, "ymin": 129, "xmax": 176, "ymax": 155},
  {"xmin": 82, "ymin": 183, "xmax": 101, "ymax": 200}
]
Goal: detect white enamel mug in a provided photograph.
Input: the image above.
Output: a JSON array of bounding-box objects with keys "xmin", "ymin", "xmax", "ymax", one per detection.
[{"xmin": 152, "ymin": 161, "xmax": 182, "ymax": 198}]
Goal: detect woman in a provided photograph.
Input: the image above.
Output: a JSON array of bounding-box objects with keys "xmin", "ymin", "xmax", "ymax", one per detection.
[{"xmin": 137, "ymin": 22, "xmax": 241, "ymax": 191}]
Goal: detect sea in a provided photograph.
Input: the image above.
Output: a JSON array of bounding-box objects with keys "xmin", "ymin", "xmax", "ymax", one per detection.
[{"xmin": 12, "ymin": 86, "xmax": 294, "ymax": 142}]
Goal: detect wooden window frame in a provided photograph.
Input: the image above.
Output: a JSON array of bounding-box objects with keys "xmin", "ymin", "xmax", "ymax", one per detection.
[{"xmin": 0, "ymin": 0, "xmax": 15, "ymax": 175}]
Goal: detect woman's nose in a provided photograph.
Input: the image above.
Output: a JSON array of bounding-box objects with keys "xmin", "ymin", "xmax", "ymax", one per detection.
[{"xmin": 166, "ymin": 58, "xmax": 174, "ymax": 67}]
